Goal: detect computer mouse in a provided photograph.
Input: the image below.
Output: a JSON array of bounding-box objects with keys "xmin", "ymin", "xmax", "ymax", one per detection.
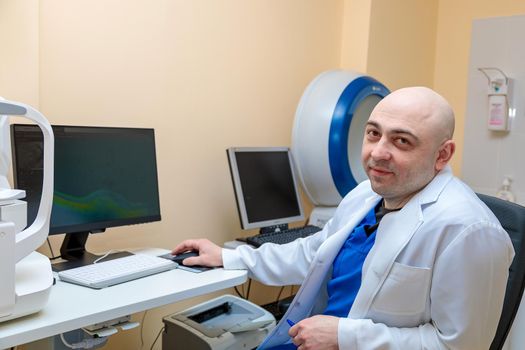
[
  {"xmin": 160, "ymin": 251, "xmax": 212, "ymax": 273},
  {"xmin": 161, "ymin": 251, "xmax": 199, "ymax": 265},
  {"xmin": 173, "ymin": 251, "xmax": 200, "ymax": 265}
]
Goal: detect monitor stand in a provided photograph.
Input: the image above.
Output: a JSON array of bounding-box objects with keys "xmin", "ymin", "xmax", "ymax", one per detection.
[{"xmin": 51, "ymin": 231, "xmax": 132, "ymax": 272}]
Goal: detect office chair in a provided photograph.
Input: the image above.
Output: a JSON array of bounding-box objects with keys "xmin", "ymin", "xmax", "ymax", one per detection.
[{"xmin": 477, "ymin": 193, "xmax": 525, "ymax": 350}]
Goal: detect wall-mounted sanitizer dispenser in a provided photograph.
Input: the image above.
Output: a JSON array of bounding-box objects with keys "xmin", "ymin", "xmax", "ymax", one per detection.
[
  {"xmin": 478, "ymin": 67, "xmax": 513, "ymax": 132},
  {"xmin": 291, "ymin": 70, "xmax": 389, "ymax": 226}
]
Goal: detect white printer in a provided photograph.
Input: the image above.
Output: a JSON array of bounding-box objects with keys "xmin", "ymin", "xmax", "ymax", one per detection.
[{"xmin": 162, "ymin": 295, "xmax": 276, "ymax": 350}]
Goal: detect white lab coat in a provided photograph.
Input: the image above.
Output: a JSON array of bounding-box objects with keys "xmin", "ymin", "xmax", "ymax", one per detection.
[{"xmin": 223, "ymin": 166, "xmax": 515, "ymax": 349}]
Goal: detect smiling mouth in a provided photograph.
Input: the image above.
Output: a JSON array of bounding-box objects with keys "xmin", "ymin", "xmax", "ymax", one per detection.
[{"xmin": 368, "ymin": 166, "xmax": 393, "ymax": 176}]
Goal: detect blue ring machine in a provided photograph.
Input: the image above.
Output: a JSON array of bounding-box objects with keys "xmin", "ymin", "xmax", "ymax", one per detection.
[{"xmin": 292, "ymin": 70, "xmax": 389, "ymax": 225}]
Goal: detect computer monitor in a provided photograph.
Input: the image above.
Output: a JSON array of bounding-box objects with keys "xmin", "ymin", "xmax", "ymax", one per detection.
[
  {"xmin": 227, "ymin": 147, "xmax": 304, "ymax": 231},
  {"xmin": 11, "ymin": 124, "xmax": 161, "ymax": 269}
]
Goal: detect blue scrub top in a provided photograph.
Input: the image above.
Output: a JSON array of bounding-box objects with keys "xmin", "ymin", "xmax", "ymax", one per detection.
[{"xmin": 323, "ymin": 206, "xmax": 378, "ymax": 316}]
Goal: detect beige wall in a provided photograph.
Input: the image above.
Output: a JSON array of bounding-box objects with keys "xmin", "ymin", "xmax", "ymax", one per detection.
[
  {"xmin": 340, "ymin": 0, "xmax": 372, "ymax": 72},
  {"xmin": 0, "ymin": 0, "xmax": 39, "ymax": 105},
  {"xmin": 366, "ymin": 0, "xmax": 438, "ymax": 90},
  {"xmin": 340, "ymin": 0, "xmax": 438, "ymax": 90}
]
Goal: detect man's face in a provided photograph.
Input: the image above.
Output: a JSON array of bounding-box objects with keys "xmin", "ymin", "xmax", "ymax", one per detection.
[{"xmin": 361, "ymin": 106, "xmax": 440, "ymax": 206}]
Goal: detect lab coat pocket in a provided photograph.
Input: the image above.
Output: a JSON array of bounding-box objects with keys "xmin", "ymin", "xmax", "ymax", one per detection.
[{"xmin": 371, "ymin": 262, "xmax": 431, "ymax": 315}]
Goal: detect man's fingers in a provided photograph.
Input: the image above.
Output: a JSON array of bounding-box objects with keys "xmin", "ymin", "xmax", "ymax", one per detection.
[
  {"xmin": 182, "ymin": 256, "xmax": 202, "ymax": 266},
  {"xmin": 288, "ymin": 324, "xmax": 298, "ymax": 337},
  {"xmin": 172, "ymin": 239, "xmax": 199, "ymax": 254},
  {"xmin": 291, "ymin": 336, "xmax": 301, "ymax": 346},
  {"xmin": 172, "ymin": 239, "xmax": 222, "ymax": 267}
]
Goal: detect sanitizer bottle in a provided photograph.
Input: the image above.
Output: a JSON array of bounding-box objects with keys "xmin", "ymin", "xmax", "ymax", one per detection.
[{"xmin": 497, "ymin": 177, "xmax": 515, "ymax": 202}]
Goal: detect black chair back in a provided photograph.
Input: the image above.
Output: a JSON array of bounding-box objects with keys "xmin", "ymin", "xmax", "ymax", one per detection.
[{"xmin": 477, "ymin": 193, "xmax": 525, "ymax": 350}]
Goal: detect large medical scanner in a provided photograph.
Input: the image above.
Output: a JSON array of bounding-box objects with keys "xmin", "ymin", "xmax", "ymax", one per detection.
[
  {"xmin": 0, "ymin": 99, "xmax": 54, "ymax": 323},
  {"xmin": 292, "ymin": 70, "xmax": 389, "ymax": 223}
]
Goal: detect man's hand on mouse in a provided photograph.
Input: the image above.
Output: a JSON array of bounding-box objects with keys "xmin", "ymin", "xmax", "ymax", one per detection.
[{"xmin": 171, "ymin": 239, "xmax": 223, "ymax": 267}]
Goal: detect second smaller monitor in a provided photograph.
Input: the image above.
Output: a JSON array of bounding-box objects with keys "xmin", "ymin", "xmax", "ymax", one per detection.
[{"xmin": 227, "ymin": 147, "xmax": 304, "ymax": 230}]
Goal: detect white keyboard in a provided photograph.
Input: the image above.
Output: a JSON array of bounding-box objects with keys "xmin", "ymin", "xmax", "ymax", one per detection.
[{"xmin": 58, "ymin": 254, "xmax": 177, "ymax": 289}]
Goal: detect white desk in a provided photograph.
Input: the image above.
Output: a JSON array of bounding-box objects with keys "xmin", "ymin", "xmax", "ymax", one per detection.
[{"xmin": 0, "ymin": 266, "xmax": 247, "ymax": 349}]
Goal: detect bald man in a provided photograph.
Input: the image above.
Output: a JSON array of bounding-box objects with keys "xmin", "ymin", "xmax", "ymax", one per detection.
[{"xmin": 173, "ymin": 87, "xmax": 514, "ymax": 349}]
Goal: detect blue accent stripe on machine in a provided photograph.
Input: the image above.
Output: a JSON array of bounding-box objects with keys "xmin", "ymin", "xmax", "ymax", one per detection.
[{"xmin": 328, "ymin": 76, "xmax": 389, "ymax": 197}]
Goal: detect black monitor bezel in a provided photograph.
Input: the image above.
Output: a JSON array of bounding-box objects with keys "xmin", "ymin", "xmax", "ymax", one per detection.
[
  {"xmin": 10, "ymin": 124, "xmax": 162, "ymax": 236},
  {"xmin": 227, "ymin": 146, "xmax": 305, "ymax": 230}
]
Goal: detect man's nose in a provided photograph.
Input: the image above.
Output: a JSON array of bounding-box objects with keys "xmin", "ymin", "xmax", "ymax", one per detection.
[{"xmin": 370, "ymin": 139, "xmax": 391, "ymax": 160}]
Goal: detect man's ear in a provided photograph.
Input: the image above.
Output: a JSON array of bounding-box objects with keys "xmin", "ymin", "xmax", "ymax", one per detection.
[{"xmin": 435, "ymin": 140, "xmax": 455, "ymax": 172}]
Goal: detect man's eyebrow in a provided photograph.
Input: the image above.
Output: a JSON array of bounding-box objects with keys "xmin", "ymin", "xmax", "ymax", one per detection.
[
  {"xmin": 365, "ymin": 121, "xmax": 420, "ymax": 142},
  {"xmin": 366, "ymin": 120, "xmax": 380, "ymax": 128}
]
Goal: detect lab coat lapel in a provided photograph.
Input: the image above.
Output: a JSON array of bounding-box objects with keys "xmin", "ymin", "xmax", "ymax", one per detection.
[
  {"xmin": 348, "ymin": 166, "xmax": 455, "ymax": 318},
  {"xmin": 349, "ymin": 198, "xmax": 424, "ymax": 318}
]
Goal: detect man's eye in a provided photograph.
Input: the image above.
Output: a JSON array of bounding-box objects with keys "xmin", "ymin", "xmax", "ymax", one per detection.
[
  {"xmin": 396, "ymin": 138, "xmax": 409, "ymax": 145},
  {"xmin": 367, "ymin": 130, "xmax": 379, "ymax": 137}
]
